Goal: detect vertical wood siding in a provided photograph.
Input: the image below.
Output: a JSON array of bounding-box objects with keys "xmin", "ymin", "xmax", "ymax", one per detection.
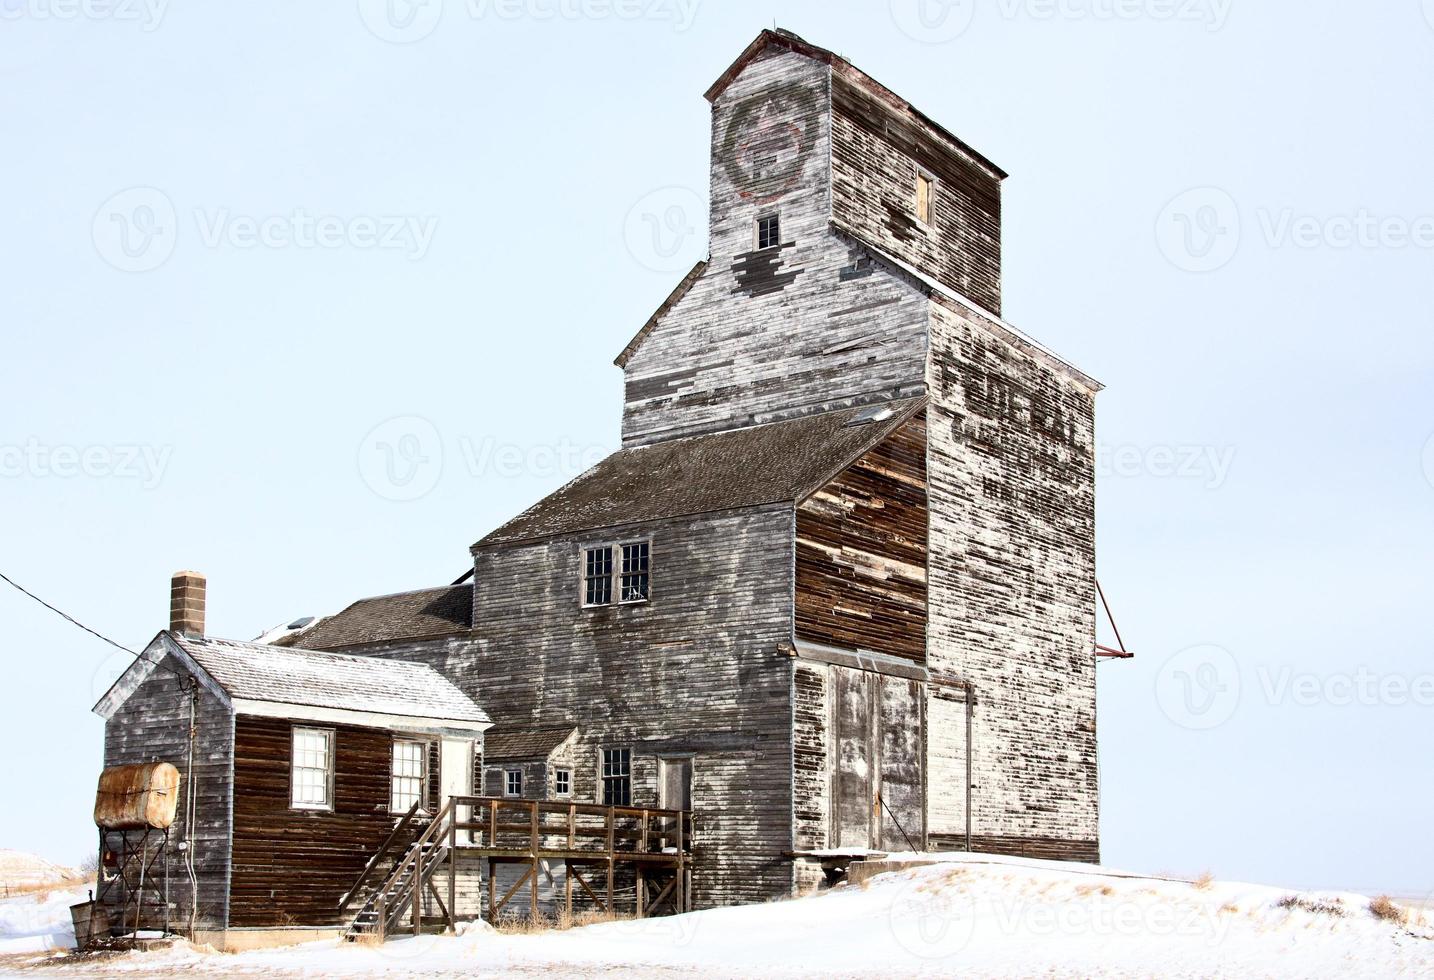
[
  {"xmin": 102, "ymin": 656, "xmax": 233, "ymax": 931},
  {"xmin": 795, "ymin": 412, "xmax": 929, "ymax": 662}
]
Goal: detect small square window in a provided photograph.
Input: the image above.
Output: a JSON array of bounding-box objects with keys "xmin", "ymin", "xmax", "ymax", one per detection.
[
  {"xmin": 916, "ymin": 172, "xmax": 936, "ymax": 226},
  {"xmin": 554, "ymin": 768, "xmax": 571, "ymax": 797},
  {"xmin": 584, "ymin": 546, "xmax": 613, "ymax": 606},
  {"xmin": 757, "ymin": 214, "xmax": 781, "ymax": 250},
  {"xmin": 620, "ymin": 542, "xmax": 649, "ymax": 603},
  {"xmin": 505, "ymin": 769, "xmax": 523, "ymax": 797}
]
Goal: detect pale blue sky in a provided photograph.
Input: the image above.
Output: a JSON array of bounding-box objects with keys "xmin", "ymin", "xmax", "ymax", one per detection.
[{"xmin": 2, "ymin": 1, "xmax": 1431, "ymax": 897}]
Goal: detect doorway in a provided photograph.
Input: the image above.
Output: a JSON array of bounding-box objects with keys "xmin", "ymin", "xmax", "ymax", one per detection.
[{"xmin": 441, "ymin": 738, "xmax": 475, "ymax": 843}]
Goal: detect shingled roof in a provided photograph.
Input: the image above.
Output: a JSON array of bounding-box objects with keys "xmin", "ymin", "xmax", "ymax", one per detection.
[
  {"xmin": 277, "ymin": 584, "xmax": 472, "ymax": 651},
  {"xmin": 483, "ymin": 726, "xmax": 578, "ymax": 762},
  {"xmin": 94, "ymin": 631, "xmax": 489, "ymax": 731},
  {"xmin": 475, "ymin": 398, "xmax": 926, "ymax": 549}
]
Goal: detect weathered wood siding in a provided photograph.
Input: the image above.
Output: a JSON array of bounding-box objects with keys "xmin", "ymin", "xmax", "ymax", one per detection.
[
  {"xmin": 102, "ymin": 655, "xmax": 233, "ymax": 931},
  {"xmin": 227, "ymin": 717, "xmax": 444, "ymax": 927},
  {"xmin": 924, "ymin": 297, "xmax": 1100, "ymax": 862},
  {"xmin": 621, "ymin": 50, "xmax": 930, "ymax": 448},
  {"xmin": 795, "ymin": 411, "xmax": 928, "ymax": 663},
  {"xmin": 458, "ymin": 507, "xmax": 797, "ymax": 908},
  {"xmin": 830, "ymin": 67, "xmax": 1003, "ymax": 315}
]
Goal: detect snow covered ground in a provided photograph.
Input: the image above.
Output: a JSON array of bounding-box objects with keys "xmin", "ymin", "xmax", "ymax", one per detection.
[
  {"xmin": 2, "ymin": 855, "xmax": 1431, "ymax": 978},
  {"xmin": 0, "ymin": 887, "xmax": 87, "ymax": 955}
]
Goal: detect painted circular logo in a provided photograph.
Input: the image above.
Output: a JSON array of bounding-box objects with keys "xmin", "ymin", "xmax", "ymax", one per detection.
[{"xmin": 719, "ymin": 82, "xmax": 822, "ymax": 207}]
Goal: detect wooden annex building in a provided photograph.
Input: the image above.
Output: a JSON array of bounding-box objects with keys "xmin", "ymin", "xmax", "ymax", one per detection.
[{"xmin": 91, "ymin": 27, "xmax": 1104, "ymax": 948}]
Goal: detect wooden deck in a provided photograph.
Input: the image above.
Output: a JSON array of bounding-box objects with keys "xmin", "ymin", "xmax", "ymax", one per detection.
[{"xmin": 342, "ymin": 796, "xmax": 693, "ymax": 941}]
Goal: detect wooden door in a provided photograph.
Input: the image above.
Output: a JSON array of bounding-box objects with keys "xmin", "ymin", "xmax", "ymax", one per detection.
[
  {"xmin": 832, "ymin": 668, "xmax": 875, "ymax": 849},
  {"xmin": 440, "ymin": 738, "xmax": 474, "ymax": 843}
]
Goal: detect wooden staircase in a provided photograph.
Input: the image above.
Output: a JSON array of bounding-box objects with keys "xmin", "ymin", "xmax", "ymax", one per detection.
[{"xmin": 343, "ymin": 837, "xmax": 452, "ymax": 940}]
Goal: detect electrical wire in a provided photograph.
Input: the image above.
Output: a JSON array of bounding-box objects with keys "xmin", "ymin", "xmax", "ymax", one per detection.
[{"xmin": 0, "ymin": 568, "xmax": 189, "ymax": 682}]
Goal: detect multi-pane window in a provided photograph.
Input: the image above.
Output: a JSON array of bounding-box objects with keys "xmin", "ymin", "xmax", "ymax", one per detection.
[
  {"xmin": 757, "ymin": 214, "xmax": 781, "ymax": 249},
  {"xmin": 390, "ymin": 740, "xmax": 425, "ymax": 813},
  {"xmin": 916, "ymin": 172, "xmax": 935, "ymax": 225},
  {"xmin": 601, "ymin": 748, "xmax": 631, "ymax": 806},
  {"xmin": 290, "ymin": 727, "xmax": 333, "ymax": 810},
  {"xmin": 620, "ymin": 542, "xmax": 650, "ymax": 603},
  {"xmin": 505, "ymin": 769, "xmax": 523, "ymax": 797},
  {"xmin": 584, "ymin": 546, "xmax": 613, "ymax": 606},
  {"xmin": 583, "ymin": 541, "xmax": 650, "ymax": 607},
  {"xmin": 554, "ymin": 768, "xmax": 571, "ymax": 797}
]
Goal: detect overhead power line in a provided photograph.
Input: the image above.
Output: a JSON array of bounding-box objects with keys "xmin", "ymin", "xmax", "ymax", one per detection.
[{"xmin": 0, "ymin": 568, "xmax": 187, "ymax": 683}]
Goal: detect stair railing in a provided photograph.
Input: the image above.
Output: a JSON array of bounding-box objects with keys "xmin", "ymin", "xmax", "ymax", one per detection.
[
  {"xmin": 338, "ymin": 799, "xmax": 423, "ymax": 913},
  {"xmin": 377, "ymin": 796, "xmax": 457, "ymax": 939}
]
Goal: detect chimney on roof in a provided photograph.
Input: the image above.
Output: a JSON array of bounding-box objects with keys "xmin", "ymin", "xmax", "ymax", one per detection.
[{"xmin": 170, "ymin": 571, "xmax": 206, "ymax": 636}]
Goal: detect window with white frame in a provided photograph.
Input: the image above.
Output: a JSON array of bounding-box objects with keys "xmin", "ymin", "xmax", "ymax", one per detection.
[
  {"xmin": 554, "ymin": 767, "xmax": 571, "ymax": 797},
  {"xmin": 583, "ymin": 541, "xmax": 650, "ymax": 608},
  {"xmin": 505, "ymin": 769, "xmax": 523, "ymax": 797},
  {"xmin": 390, "ymin": 740, "xmax": 426, "ymax": 813},
  {"xmin": 601, "ymin": 748, "xmax": 631, "ymax": 806},
  {"xmin": 290, "ymin": 727, "xmax": 333, "ymax": 810},
  {"xmin": 584, "ymin": 546, "xmax": 613, "ymax": 606},
  {"xmin": 757, "ymin": 213, "xmax": 781, "ymax": 249}
]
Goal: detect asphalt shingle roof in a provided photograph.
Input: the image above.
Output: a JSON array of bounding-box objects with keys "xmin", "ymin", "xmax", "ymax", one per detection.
[
  {"xmin": 277, "ymin": 584, "xmax": 472, "ymax": 651},
  {"xmin": 173, "ymin": 633, "xmax": 489, "ymax": 725},
  {"xmin": 475, "ymin": 398, "xmax": 925, "ymax": 548},
  {"xmin": 483, "ymin": 726, "xmax": 577, "ymax": 761}
]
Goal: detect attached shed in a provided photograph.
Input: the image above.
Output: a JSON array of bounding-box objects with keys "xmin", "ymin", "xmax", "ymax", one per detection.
[{"xmin": 92, "ymin": 630, "xmax": 490, "ymax": 948}]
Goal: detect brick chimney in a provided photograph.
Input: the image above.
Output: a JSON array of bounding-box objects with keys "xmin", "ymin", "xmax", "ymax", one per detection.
[{"xmin": 170, "ymin": 571, "xmax": 206, "ymax": 636}]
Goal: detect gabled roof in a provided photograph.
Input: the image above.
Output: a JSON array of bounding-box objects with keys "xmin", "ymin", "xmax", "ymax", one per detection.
[
  {"xmin": 94, "ymin": 631, "xmax": 490, "ymax": 733},
  {"xmin": 275, "ymin": 584, "xmax": 472, "ymax": 651},
  {"xmin": 474, "ymin": 398, "xmax": 926, "ymax": 549},
  {"xmin": 483, "ymin": 726, "xmax": 578, "ymax": 762},
  {"xmin": 706, "ymin": 28, "xmax": 1006, "ymax": 180},
  {"xmin": 614, "ymin": 260, "xmax": 707, "ymax": 369}
]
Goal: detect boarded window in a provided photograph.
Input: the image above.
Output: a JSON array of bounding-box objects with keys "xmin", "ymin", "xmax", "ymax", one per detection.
[
  {"xmin": 757, "ymin": 214, "xmax": 781, "ymax": 249},
  {"xmin": 601, "ymin": 748, "xmax": 631, "ymax": 806},
  {"xmin": 290, "ymin": 727, "xmax": 333, "ymax": 810},
  {"xmin": 584, "ymin": 546, "xmax": 613, "ymax": 606},
  {"xmin": 916, "ymin": 172, "xmax": 935, "ymax": 225},
  {"xmin": 554, "ymin": 768, "xmax": 571, "ymax": 797},
  {"xmin": 620, "ymin": 542, "xmax": 650, "ymax": 603},
  {"xmin": 391, "ymin": 740, "xmax": 425, "ymax": 813},
  {"xmin": 505, "ymin": 769, "xmax": 523, "ymax": 797}
]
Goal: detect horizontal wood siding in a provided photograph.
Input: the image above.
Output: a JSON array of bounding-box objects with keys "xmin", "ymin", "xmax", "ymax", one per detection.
[
  {"xmin": 102, "ymin": 656, "xmax": 233, "ymax": 931},
  {"xmin": 228, "ymin": 716, "xmax": 437, "ymax": 927},
  {"xmin": 926, "ymin": 299, "xmax": 1099, "ymax": 861},
  {"xmin": 471, "ymin": 506, "xmax": 796, "ymax": 908},
  {"xmin": 831, "ymin": 68, "xmax": 1003, "ymax": 315},
  {"xmin": 796, "ymin": 412, "xmax": 929, "ymax": 662},
  {"xmin": 621, "ymin": 50, "xmax": 931, "ymax": 448}
]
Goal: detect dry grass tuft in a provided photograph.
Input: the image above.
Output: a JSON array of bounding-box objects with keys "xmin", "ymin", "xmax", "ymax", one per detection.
[
  {"xmin": 1368, "ymin": 896, "xmax": 1408, "ymax": 925},
  {"xmin": 1277, "ymin": 895, "xmax": 1346, "ymax": 917},
  {"xmin": 1192, "ymin": 871, "xmax": 1215, "ymax": 891},
  {"xmin": 492, "ymin": 908, "xmax": 621, "ymax": 935}
]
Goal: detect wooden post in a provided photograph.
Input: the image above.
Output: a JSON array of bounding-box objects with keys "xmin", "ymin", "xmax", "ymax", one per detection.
[
  {"xmin": 637, "ymin": 809, "xmax": 650, "ymax": 917},
  {"xmin": 675, "ymin": 808, "xmax": 686, "ymax": 913},
  {"xmin": 529, "ymin": 801, "xmax": 540, "ymax": 922},
  {"xmin": 448, "ymin": 804, "xmax": 457, "ymax": 933},
  {"xmin": 605, "ymin": 807, "xmax": 615, "ymax": 916},
  {"xmin": 486, "ymin": 858, "xmax": 496, "ymax": 926},
  {"xmin": 413, "ymin": 847, "xmax": 423, "ymax": 937}
]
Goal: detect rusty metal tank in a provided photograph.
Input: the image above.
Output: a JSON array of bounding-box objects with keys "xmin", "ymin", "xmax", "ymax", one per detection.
[{"xmin": 93, "ymin": 762, "xmax": 180, "ymax": 830}]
